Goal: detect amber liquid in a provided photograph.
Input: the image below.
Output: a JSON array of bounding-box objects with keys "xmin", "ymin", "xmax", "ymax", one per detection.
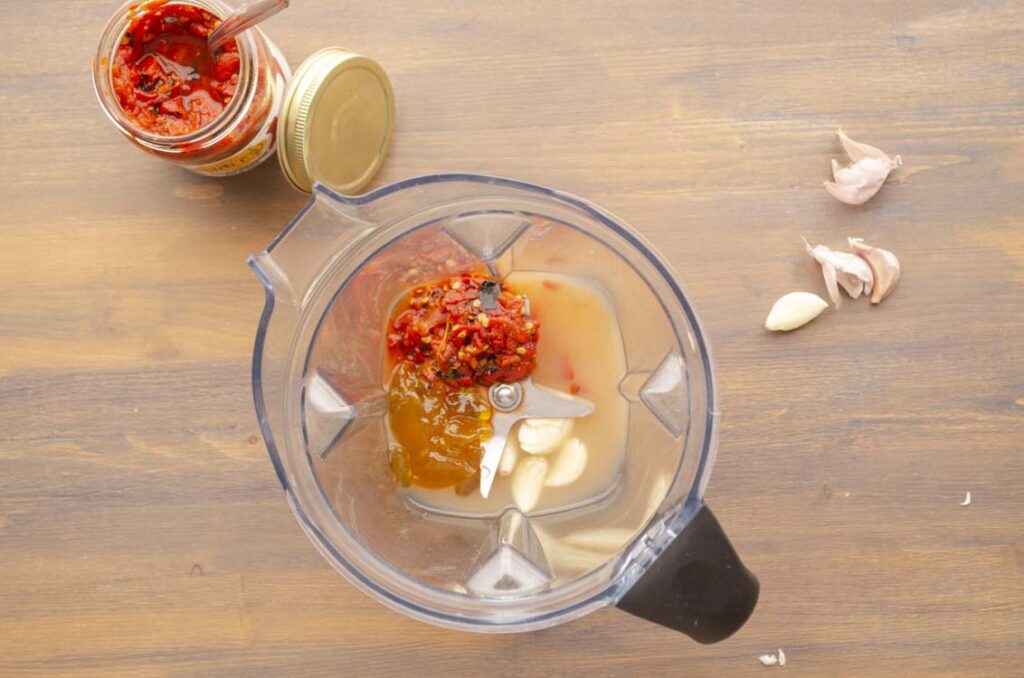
[{"xmin": 398, "ymin": 272, "xmax": 629, "ymax": 516}]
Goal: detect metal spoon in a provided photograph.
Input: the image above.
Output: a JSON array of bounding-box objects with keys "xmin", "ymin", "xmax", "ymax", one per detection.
[{"xmin": 208, "ymin": 0, "xmax": 289, "ymax": 54}]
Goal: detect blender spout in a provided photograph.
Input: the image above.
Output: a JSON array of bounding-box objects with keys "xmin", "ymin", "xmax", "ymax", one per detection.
[
  {"xmin": 248, "ymin": 251, "xmax": 297, "ymax": 306},
  {"xmin": 249, "ymin": 189, "xmax": 378, "ymax": 306}
]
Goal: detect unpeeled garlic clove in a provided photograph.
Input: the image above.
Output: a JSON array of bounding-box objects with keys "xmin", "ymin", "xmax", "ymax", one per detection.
[
  {"xmin": 765, "ymin": 292, "xmax": 828, "ymax": 331},
  {"xmin": 804, "ymin": 238, "xmax": 874, "ymax": 306},
  {"xmin": 518, "ymin": 417, "xmax": 573, "ymax": 455},
  {"xmin": 562, "ymin": 528, "xmax": 637, "ymax": 552},
  {"xmin": 511, "ymin": 455, "xmax": 547, "ymax": 512},
  {"xmin": 848, "ymin": 237, "xmax": 901, "ymax": 303},
  {"xmin": 544, "ymin": 438, "xmax": 588, "ymax": 487},
  {"xmin": 824, "ymin": 129, "xmax": 902, "ymax": 205},
  {"xmin": 498, "ymin": 436, "xmax": 520, "ymax": 476}
]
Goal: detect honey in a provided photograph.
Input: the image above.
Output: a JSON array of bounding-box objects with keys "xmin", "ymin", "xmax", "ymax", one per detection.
[{"xmin": 387, "ymin": 362, "xmax": 492, "ymax": 493}]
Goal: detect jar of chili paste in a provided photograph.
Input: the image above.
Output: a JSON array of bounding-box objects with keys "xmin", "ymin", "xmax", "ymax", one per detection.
[{"xmin": 92, "ymin": 0, "xmax": 290, "ymax": 176}]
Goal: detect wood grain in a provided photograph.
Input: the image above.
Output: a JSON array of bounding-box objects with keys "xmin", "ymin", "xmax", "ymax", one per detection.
[{"xmin": 1, "ymin": 1, "xmax": 1022, "ymax": 675}]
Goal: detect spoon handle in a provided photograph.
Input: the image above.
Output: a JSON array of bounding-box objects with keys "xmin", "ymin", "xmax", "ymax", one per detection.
[{"xmin": 208, "ymin": 0, "xmax": 289, "ymax": 53}]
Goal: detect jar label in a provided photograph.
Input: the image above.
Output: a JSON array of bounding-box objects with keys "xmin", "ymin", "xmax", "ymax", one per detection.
[{"xmin": 189, "ymin": 115, "xmax": 278, "ymax": 177}]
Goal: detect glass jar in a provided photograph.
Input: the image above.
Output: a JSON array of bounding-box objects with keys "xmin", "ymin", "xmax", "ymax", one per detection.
[{"xmin": 92, "ymin": 0, "xmax": 291, "ymax": 176}]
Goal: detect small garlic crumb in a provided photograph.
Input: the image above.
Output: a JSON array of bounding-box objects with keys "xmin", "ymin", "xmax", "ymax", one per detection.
[
  {"xmin": 960, "ymin": 491, "xmax": 971, "ymax": 506},
  {"xmin": 765, "ymin": 292, "xmax": 829, "ymax": 331},
  {"xmin": 824, "ymin": 129, "xmax": 902, "ymax": 205},
  {"xmin": 451, "ymin": 280, "xmax": 463, "ymax": 290},
  {"xmin": 758, "ymin": 649, "xmax": 786, "ymax": 667}
]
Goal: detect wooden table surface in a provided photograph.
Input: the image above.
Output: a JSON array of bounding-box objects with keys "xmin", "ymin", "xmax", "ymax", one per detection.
[{"xmin": 2, "ymin": 1, "xmax": 1022, "ymax": 675}]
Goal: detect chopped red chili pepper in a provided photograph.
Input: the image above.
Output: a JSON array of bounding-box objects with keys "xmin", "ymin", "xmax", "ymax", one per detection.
[
  {"xmin": 112, "ymin": 2, "xmax": 240, "ymax": 136},
  {"xmin": 387, "ymin": 274, "xmax": 540, "ymax": 387}
]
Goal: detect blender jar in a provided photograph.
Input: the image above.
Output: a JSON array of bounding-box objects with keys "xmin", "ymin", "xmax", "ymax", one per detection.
[{"xmin": 249, "ymin": 174, "xmax": 758, "ymax": 640}]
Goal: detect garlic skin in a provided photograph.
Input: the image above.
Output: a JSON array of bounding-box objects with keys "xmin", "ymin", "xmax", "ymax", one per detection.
[
  {"xmin": 545, "ymin": 438, "xmax": 588, "ymax": 487},
  {"xmin": 824, "ymin": 129, "xmax": 902, "ymax": 205},
  {"xmin": 765, "ymin": 292, "xmax": 828, "ymax": 331},
  {"xmin": 518, "ymin": 418, "xmax": 573, "ymax": 455},
  {"xmin": 848, "ymin": 237, "xmax": 901, "ymax": 304},
  {"xmin": 804, "ymin": 238, "xmax": 874, "ymax": 307},
  {"xmin": 511, "ymin": 455, "xmax": 547, "ymax": 512}
]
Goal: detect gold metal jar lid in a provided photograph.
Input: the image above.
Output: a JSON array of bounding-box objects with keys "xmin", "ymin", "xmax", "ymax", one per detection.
[{"xmin": 277, "ymin": 47, "xmax": 394, "ymax": 194}]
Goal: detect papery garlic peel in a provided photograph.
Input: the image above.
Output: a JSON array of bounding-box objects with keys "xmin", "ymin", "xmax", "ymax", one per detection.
[
  {"xmin": 848, "ymin": 237, "xmax": 901, "ymax": 303},
  {"xmin": 825, "ymin": 129, "xmax": 902, "ymax": 205},
  {"xmin": 765, "ymin": 292, "xmax": 828, "ymax": 331},
  {"xmin": 804, "ymin": 237, "xmax": 874, "ymax": 307}
]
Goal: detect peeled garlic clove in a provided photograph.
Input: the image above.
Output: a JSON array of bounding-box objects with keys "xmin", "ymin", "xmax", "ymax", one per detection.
[
  {"xmin": 511, "ymin": 455, "xmax": 547, "ymax": 512},
  {"xmin": 765, "ymin": 292, "xmax": 828, "ymax": 331},
  {"xmin": 533, "ymin": 524, "xmax": 608, "ymax": 572},
  {"xmin": 848, "ymin": 237, "xmax": 901, "ymax": 303},
  {"xmin": 498, "ymin": 436, "xmax": 520, "ymax": 476},
  {"xmin": 518, "ymin": 417, "xmax": 573, "ymax": 455},
  {"xmin": 563, "ymin": 528, "xmax": 637, "ymax": 552},
  {"xmin": 545, "ymin": 438, "xmax": 588, "ymax": 487},
  {"xmin": 804, "ymin": 238, "xmax": 874, "ymax": 306},
  {"xmin": 824, "ymin": 129, "xmax": 902, "ymax": 205}
]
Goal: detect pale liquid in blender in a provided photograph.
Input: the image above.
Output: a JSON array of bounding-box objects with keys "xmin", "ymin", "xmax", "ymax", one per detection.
[{"xmin": 400, "ymin": 271, "xmax": 629, "ymax": 516}]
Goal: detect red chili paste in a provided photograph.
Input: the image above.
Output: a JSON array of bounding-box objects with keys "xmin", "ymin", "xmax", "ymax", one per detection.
[
  {"xmin": 112, "ymin": 2, "xmax": 240, "ymax": 136},
  {"xmin": 387, "ymin": 274, "xmax": 540, "ymax": 388}
]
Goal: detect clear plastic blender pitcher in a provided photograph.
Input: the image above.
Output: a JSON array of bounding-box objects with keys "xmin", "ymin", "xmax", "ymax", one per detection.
[{"xmin": 249, "ymin": 174, "xmax": 758, "ymax": 640}]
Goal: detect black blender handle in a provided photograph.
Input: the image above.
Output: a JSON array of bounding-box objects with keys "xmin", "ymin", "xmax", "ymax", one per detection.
[{"xmin": 616, "ymin": 505, "xmax": 759, "ymax": 643}]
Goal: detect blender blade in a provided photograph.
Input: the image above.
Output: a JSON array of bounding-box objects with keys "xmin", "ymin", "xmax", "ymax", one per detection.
[{"xmin": 478, "ymin": 376, "xmax": 594, "ymax": 498}]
